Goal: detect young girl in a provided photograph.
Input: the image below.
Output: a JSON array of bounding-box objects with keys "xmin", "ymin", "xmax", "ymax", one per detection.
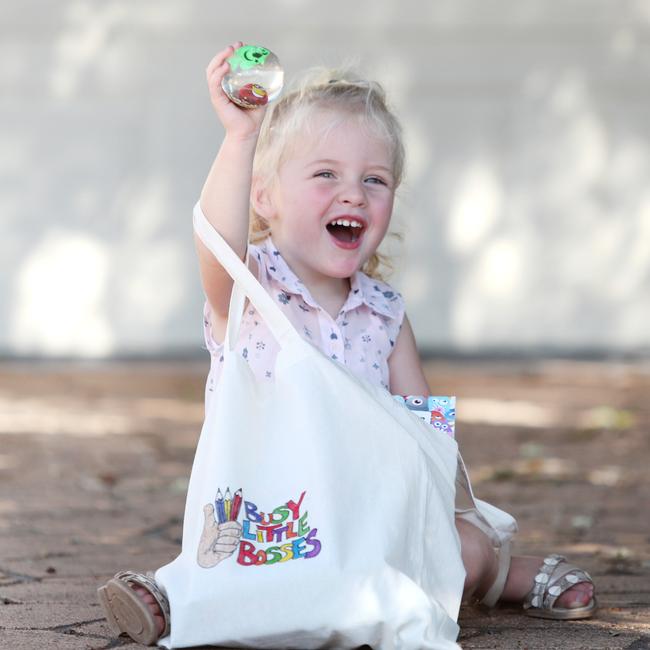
[{"xmin": 98, "ymin": 41, "xmax": 596, "ymax": 646}]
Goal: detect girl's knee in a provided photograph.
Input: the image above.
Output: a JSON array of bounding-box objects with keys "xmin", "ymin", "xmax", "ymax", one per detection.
[{"xmin": 456, "ymin": 518, "xmax": 497, "ymax": 597}]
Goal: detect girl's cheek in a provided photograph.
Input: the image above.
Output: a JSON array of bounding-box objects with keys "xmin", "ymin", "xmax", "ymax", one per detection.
[
  {"xmin": 375, "ymin": 195, "xmax": 393, "ymax": 217},
  {"xmin": 310, "ymin": 185, "xmax": 334, "ymax": 200}
]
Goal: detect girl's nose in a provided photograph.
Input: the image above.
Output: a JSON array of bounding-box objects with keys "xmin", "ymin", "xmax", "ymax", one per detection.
[{"xmin": 338, "ymin": 183, "xmax": 366, "ymax": 207}]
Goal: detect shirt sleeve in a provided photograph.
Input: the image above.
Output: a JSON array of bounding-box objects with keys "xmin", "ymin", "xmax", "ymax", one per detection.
[
  {"xmin": 366, "ymin": 276, "xmax": 405, "ymax": 356},
  {"xmin": 200, "ymin": 236, "xmax": 263, "ymax": 355},
  {"xmin": 384, "ymin": 291, "xmax": 406, "ymax": 357},
  {"xmin": 203, "ymin": 300, "xmax": 224, "ymax": 355}
]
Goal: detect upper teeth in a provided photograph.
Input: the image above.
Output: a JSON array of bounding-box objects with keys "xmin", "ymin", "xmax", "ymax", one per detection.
[{"xmin": 330, "ymin": 219, "xmax": 363, "ymax": 228}]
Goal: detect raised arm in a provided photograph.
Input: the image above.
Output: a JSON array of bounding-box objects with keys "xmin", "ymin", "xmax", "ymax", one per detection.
[{"xmin": 195, "ymin": 42, "xmax": 268, "ymax": 337}]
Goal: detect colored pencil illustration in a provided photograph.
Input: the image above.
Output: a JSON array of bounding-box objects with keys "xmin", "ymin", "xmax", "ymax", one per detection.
[
  {"xmin": 224, "ymin": 487, "xmax": 232, "ymax": 520},
  {"xmin": 215, "ymin": 489, "xmax": 227, "ymax": 524},
  {"xmin": 231, "ymin": 488, "xmax": 243, "ymax": 520}
]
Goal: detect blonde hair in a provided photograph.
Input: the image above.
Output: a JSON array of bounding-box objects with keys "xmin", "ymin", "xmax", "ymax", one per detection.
[{"xmin": 250, "ymin": 66, "xmax": 405, "ymax": 280}]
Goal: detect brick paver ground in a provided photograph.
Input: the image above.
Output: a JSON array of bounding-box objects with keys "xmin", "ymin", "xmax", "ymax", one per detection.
[{"xmin": 0, "ymin": 359, "xmax": 649, "ymax": 649}]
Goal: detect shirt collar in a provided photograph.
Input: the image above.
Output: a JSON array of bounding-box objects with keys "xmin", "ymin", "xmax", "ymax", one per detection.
[
  {"xmin": 258, "ymin": 237, "xmax": 400, "ymax": 319},
  {"xmin": 346, "ymin": 272, "xmax": 400, "ymax": 319}
]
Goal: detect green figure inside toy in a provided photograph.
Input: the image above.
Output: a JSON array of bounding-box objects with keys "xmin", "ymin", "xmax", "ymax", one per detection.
[{"xmin": 228, "ymin": 45, "xmax": 271, "ymax": 71}]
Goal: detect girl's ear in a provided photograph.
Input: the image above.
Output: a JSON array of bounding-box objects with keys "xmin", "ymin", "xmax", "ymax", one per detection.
[{"xmin": 251, "ymin": 177, "xmax": 276, "ymax": 221}]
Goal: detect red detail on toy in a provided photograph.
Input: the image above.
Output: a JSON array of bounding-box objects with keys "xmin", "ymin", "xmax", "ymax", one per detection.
[{"xmin": 238, "ymin": 83, "xmax": 269, "ymax": 107}]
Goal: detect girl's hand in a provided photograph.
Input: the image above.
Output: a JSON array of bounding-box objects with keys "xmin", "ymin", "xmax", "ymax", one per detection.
[{"xmin": 206, "ymin": 41, "xmax": 268, "ymax": 140}]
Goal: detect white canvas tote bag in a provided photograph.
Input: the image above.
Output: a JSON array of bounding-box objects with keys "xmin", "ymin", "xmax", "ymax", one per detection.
[{"xmin": 154, "ymin": 210, "xmax": 469, "ymax": 649}]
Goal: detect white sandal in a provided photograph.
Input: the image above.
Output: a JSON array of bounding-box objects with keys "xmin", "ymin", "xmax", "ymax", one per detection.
[
  {"xmin": 523, "ymin": 554, "xmax": 597, "ymax": 620},
  {"xmin": 480, "ymin": 547, "xmax": 597, "ymax": 620}
]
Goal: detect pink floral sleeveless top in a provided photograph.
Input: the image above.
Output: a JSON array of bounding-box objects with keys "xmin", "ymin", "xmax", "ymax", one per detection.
[{"xmin": 203, "ymin": 236, "xmax": 405, "ymax": 402}]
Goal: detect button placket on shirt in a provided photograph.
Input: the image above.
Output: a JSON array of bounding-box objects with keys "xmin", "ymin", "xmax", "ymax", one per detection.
[{"xmin": 315, "ymin": 308, "xmax": 344, "ymax": 361}]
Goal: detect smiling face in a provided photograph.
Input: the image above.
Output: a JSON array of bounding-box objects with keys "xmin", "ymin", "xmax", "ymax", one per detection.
[{"xmin": 254, "ymin": 110, "xmax": 396, "ymax": 290}]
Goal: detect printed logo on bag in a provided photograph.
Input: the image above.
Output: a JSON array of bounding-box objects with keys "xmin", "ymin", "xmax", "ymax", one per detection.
[{"xmin": 197, "ymin": 487, "xmax": 322, "ymax": 569}]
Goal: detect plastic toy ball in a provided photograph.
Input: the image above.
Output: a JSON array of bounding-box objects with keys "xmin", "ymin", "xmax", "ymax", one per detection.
[{"xmin": 222, "ymin": 45, "xmax": 284, "ymax": 109}]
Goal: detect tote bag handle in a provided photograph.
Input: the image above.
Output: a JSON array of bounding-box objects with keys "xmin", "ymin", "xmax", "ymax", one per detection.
[{"xmin": 193, "ymin": 203, "xmax": 303, "ymax": 351}]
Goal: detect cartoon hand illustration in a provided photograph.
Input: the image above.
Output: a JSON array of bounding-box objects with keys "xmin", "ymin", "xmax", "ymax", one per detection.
[{"xmin": 197, "ymin": 503, "xmax": 242, "ymax": 568}]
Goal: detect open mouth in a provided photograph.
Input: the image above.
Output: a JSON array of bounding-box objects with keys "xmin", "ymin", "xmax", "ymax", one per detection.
[{"xmin": 326, "ymin": 217, "xmax": 365, "ymax": 244}]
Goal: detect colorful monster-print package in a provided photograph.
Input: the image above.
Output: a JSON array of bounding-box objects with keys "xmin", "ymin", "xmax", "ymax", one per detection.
[{"xmin": 393, "ymin": 395, "xmax": 456, "ymax": 438}]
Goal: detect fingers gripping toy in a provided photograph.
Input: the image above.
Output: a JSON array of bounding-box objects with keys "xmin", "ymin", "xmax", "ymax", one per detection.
[{"xmin": 222, "ymin": 45, "xmax": 284, "ymax": 108}]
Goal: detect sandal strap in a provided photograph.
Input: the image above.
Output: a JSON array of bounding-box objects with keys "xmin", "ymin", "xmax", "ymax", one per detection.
[
  {"xmin": 543, "ymin": 568, "xmax": 592, "ymax": 610},
  {"xmin": 114, "ymin": 570, "xmax": 171, "ymax": 638},
  {"xmin": 480, "ymin": 540, "xmax": 511, "ymax": 607},
  {"xmin": 524, "ymin": 554, "xmax": 593, "ymax": 612}
]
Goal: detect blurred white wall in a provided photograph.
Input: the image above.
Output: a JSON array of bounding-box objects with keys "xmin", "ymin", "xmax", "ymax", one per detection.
[{"xmin": 1, "ymin": 0, "xmax": 649, "ymax": 357}]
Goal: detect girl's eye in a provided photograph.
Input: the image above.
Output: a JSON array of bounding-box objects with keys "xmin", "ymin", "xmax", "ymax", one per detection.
[
  {"xmin": 315, "ymin": 171, "xmax": 334, "ymax": 178},
  {"xmin": 366, "ymin": 176, "xmax": 388, "ymax": 186}
]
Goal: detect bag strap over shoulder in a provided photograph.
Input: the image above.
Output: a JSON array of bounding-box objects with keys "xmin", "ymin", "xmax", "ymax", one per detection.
[{"xmin": 193, "ymin": 202, "xmax": 302, "ymax": 351}]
